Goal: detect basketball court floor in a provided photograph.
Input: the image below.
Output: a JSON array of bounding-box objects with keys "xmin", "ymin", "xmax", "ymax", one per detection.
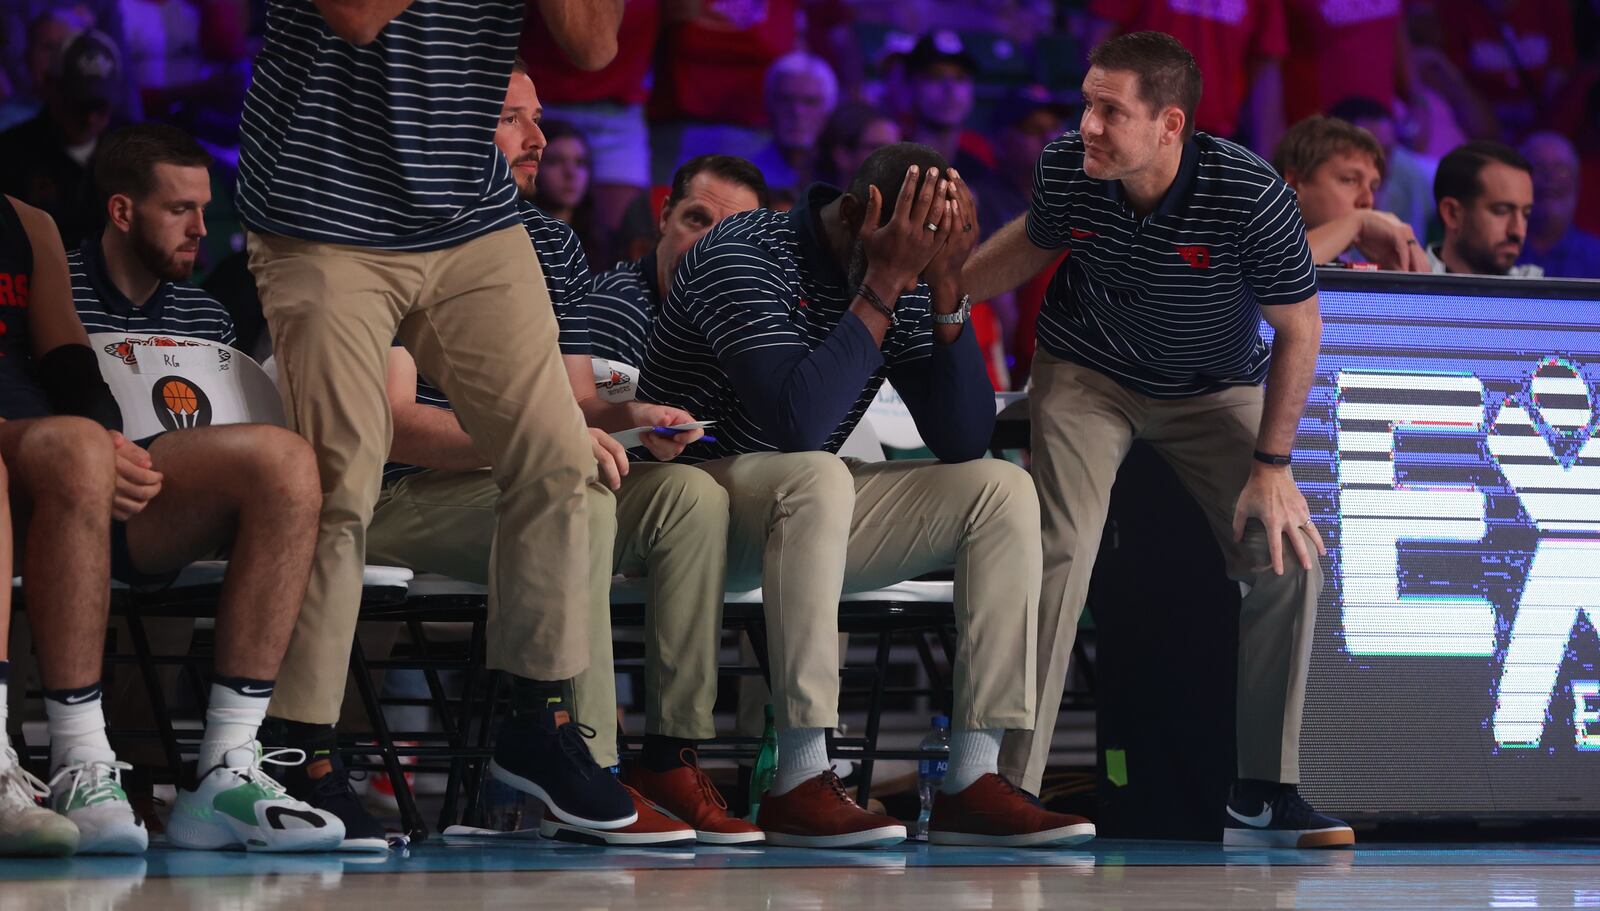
[{"xmin": 5, "ymin": 837, "xmax": 1598, "ymax": 910}]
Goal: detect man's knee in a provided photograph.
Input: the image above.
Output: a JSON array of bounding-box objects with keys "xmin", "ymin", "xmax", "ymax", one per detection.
[
  {"xmin": 193, "ymin": 425, "xmax": 323, "ymax": 515},
  {"xmin": 771, "ymin": 451, "xmax": 854, "ymax": 511},
  {"xmin": 955, "ymin": 458, "xmax": 1041, "ymax": 527},
  {"xmin": 14, "ymin": 417, "xmax": 115, "ymax": 507},
  {"xmin": 648, "ymin": 466, "xmax": 729, "ymax": 530}
]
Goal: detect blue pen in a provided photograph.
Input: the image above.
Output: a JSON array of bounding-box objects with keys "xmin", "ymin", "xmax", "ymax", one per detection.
[{"xmin": 652, "ymin": 426, "xmax": 718, "ymax": 444}]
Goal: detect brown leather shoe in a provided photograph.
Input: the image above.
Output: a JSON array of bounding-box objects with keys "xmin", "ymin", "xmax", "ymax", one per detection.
[
  {"xmin": 625, "ymin": 751, "xmax": 765, "ymax": 845},
  {"xmin": 929, "ymin": 773, "xmax": 1096, "ymax": 847},
  {"xmin": 756, "ymin": 771, "xmax": 906, "ymax": 849}
]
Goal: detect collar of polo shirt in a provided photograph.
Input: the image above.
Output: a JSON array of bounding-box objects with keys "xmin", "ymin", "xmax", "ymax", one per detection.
[
  {"xmin": 1098, "ymin": 138, "xmax": 1202, "ymax": 221},
  {"xmin": 83, "ymin": 233, "xmax": 169, "ymax": 320}
]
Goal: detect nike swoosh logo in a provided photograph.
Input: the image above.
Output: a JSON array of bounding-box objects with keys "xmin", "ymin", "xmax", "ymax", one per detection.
[
  {"xmin": 1226, "ymin": 804, "xmax": 1273, "ymax": 827},
  {"xmin": 239, "ymin": 687, "xmax": 273, "ymax": 695},
  {"xmin": 63, "ymin": 693, "xmax": 98, "ymax": 704}
]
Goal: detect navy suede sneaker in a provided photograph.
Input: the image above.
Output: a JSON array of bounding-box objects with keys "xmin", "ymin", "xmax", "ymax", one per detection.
[
  {"xmin": 1222, "ymin": 780, "xmax": 1354, "ymax": 848},
  {"xmin": 488, "ymin": 702, "xmax": 636, "ymax": 830}
]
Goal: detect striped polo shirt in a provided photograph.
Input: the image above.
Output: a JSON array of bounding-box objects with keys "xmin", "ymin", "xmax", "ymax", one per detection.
[
  {"xmin": 586, "ymin": 251, "xmax": 659, "ymax": 367},
  {"xmin": 70, "ymin": 238, "xmax": 237, "ymax": 346},
  {"xmin": 637, "ymin": 184, "xmax": 940, "ymax": 463},
  {"xmin": 1027, "ymin": 131, "xmax": 1318, "ymax": 398},
  {"xmin": 385, "ymin": 201, "xmax": 591, "ymax": 483},
  {"xmin": 237, "ymin": 0, "xmax": 523, "ymax": 251}
]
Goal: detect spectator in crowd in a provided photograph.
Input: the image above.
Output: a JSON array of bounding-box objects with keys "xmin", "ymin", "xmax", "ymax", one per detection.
[
  {"xmin": 1273, "ymin": 115, "xmax": 1428, "ymax": 271},
  {"xmin": 638, "ymin": 144, "xmax": 1095, "ymax": 849},
  {"xmin": 535, "ymin": 120, "xmax": 611, "ymax": 271},
  {"xmin": 818, "ymin": 103, "xmax": 902, "ymax": 189},
  {"xmin": 1428, "ymin": 141, "xmax": 1541, "ymax": 276},
  {"xmin": 1281, "ymin": 0, "xmax": 1409, "ymax": 130},
  {"xmin": 588, "ymin": 155, "xmax": 769, "ymax": 369},
  {"xmin": 1327, "ymin": 96, "xmax": 1437, "ymax": 244},
  {"xmin": 1409, "ymin": 0, "xmax": 1577, "ymax": 142},
  {"xmin": 524, "ymin": 0, "xmax": 660, "ymax": 239},
  {"xmin": 749, "ymin": 52, "xmax": 839, "ymax": 199},
  {"xmin": 1085, "ymin": 0, "xmax": 1288, "ymax": 151},
  {"xmin": 0, "ymin": 2, "xmax": 130, "ymax": 126},
  {"xmin": 1516, "ymin": 131, "xmax": 1600, "ymax": 279},
  {"xmin": 966, "ymin": 31, "xmax": 1352, "ymax": 849},
  {"xmin": 904, "ymin": 32, "xmax": 995, "ymax": 180},
  {"xmin": 367, "ymin": 60, "xmax": 751, "ymax": 847},
  {"xmin": 650, "ymin": 0, "xmax": 798, "ymax": 173},
  {"xmin": 0, "ymin": 29, "xmax": 126, "ymax": 251},
  {"xmin": 0, "ymin": 9, "xmax": 89, "ymax": 132}
]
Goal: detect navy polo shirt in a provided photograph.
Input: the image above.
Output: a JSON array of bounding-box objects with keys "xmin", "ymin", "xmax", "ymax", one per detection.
[
  {"xmin": 586, "ymin": 250, "xmax": 659, "ymax": 367},
  {"xmin": 0, "ymin": 193, "xmax": 49, "ymax": 420},
  {"xmin": 637, "ymin": 183, "xmax": 995, "ymax": 464},
  {"xmin": 1027, "ymin": 131, "xmax": 1318, "ymax": 398},
  {"xmin": 237, "ymin": 0, "xmax": 524, "ymax": 251},
  {"xmin": 70, "ymin": 237, "xmax": 237, "ymax": 345}
]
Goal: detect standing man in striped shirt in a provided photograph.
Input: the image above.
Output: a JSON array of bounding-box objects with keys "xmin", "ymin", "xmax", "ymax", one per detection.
[
  {"xmin": 237, "ymin": 0, "xmax": 635, "ymax": 841},
  {"xmin": 965, "ymin": 31, "xmax": 1352, "ymax": 848}
]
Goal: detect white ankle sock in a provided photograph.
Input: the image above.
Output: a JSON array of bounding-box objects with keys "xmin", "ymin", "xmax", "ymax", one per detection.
[
  {"xmin": 769, "ymin": 727, "xmax": 830, "ymax": 796},
  {"xmin": 199, "ymin": 679, "xmax": 273, "ymax": 773},
  {"xmin": 44, "ymin": 686, "xmax": 114, "ymax": 774},
  {"xmin": 941, "ymin": 728, "xmax": 1002, "ymax": 794}
]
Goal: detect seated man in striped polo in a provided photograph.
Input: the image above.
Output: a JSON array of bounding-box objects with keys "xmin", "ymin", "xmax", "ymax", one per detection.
[
  {"xmin": 636, "ymin": 143, "xmax": 1092, "ymax": 849},
  {"xmin": 0, "ymin": 126, "xmax": 343, "ymax": 856},
  {"xmin": 367, "ymin": 60, "xmax": 762, "ymax": 846}
]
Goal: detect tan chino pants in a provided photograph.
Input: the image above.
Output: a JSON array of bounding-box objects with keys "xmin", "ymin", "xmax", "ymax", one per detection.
[
  {"xmin": 248, "ymin": 227, "xmax": 593, "ymax": 724},
  {"xmin": 999, "ymin": 352, "xmax": 1323, "ymax": 793}
]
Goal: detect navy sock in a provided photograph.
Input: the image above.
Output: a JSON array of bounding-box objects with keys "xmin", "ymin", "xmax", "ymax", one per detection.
[
  {"xmin": 509, "ymin": 675, "xmax": 566, "ymax": 717},
  {"xmin": 641, "ymin": 734, "xmax": 696, "ymax": 772},
  {"xmin": 42, "ymin": 681, "xmax": 103, "ymax": 705}
]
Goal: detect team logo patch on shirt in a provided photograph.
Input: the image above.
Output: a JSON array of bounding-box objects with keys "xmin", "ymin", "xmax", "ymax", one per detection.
[
  {"xmin": 153, "ymin": 375, "xmax": 213, "ymax": 431},
  {"xmin": 1176, "ymin": 244, "xmax": 1211, "ymax": 269}
]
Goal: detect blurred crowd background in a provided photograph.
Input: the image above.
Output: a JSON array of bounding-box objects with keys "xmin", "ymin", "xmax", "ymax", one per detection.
[{"xmin": 4, "ymin": 0, "xmax": 1599, "ymax": 387}]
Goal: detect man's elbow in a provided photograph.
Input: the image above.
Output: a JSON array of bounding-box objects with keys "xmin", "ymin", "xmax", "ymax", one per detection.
[
  {"xmin": 930, "ymin": 436, "xmax": 990, "ymax": 464},
  {"xmin": 562, "ymin": 35, "xmax": 619, "ymax": 71},
  {"xmin": 771, "ymin": 422, "xmax": 831, "ymax": 454}
]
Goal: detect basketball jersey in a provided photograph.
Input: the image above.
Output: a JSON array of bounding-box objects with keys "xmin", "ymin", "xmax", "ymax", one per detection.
[{"xmin": 0, "ymin": 196, "xmax": 50, "ymax": 419}]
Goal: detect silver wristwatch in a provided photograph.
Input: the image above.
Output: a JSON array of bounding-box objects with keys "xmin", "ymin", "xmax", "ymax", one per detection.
[{"xmin": 932, "ymin": 293, "xmax": 972, "ymax": 325}]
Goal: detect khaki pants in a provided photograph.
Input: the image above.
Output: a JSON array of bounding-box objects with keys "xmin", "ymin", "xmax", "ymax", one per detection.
[
  {"xmin": 248, "ymin": 228, "xmax": 593, "ymax": 724},
  {"xmin": 364, "ymin": 462, "xmax": 729, "ymax": 767},
  {"xmin": 999, "ymin": 352, "xmax": 1323, "ymax": 793},
  {"xmin": 703, "ymin": 452, "xmax": 1040, "ymax": 733}
]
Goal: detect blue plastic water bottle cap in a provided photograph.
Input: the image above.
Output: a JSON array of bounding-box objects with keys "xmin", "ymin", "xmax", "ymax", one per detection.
[{"xmin": 933, "ymin": 715, "xmax": 949, "ymax": 729}]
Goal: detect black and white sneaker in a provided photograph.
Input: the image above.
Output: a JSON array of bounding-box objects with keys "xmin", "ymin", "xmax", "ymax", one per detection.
[
  {"xmin": 266, "ymin": 745, "xmax": 391, "ymax": 853},
  {"xmin": 488, "ymin": 702, "xmax": 636, "ymax": 831},
  {"xmin": 1222, "ymin": 780, "xmax": 1354, "ymax": 848}
]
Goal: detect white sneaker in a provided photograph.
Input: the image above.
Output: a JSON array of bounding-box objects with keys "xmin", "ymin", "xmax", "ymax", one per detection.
[
  {"xmin": 0, "ymin": 746, "xmax": 78, "ymax": 856},
  {"xmin": 47, "ymin": 748, "xmax": 146, "ymax": 855},
  {"xmin": 167, "ymin": 744, "xmax": 345, "ymax": 852}
]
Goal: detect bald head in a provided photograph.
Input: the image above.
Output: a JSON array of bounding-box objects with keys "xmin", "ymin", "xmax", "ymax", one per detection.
[{"xmin": 1521, "ymin": 131, "xmax": 1579, "ymax": 238}]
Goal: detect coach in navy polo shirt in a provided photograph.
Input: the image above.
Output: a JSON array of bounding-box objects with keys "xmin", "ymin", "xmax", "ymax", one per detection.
[
  {"xmin": 237, "ymin": 0, "xmax": 635, "ymax": 839},
  {"xmin": 638, "ymin": 144, "xmax": 1092, "ymax": 850},
  {"xmin": 967, "ymin": 32, "xmax": 1351, "ymax": 849}
]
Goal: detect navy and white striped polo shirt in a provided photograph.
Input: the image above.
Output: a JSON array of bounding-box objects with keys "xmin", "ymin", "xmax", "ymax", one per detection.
[
  {"xmin": 637, "ymin": 185, "xmax": 942, "ymax": 464},
  {"xmin": 1027, "ymin": 131, "xmax": 1317, "ymax": 398},
  {"xmin": 385, "ymin": 202, "xmax": 591, "ymax": 483},
  {"xmin": 70, "ymin": 238, "xmax": 237, "ymax": 346},
  {"xmin": 237, "ymin": 0, "xmax": 523, "ymax": 251},
  {"xmin": 586, "ymin": 251, "xmax": 659, "ymax": 367}
]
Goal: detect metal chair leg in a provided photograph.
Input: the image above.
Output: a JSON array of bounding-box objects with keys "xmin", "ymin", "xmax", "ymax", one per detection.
[
  {"xmin": 854, "ymin": 629, "xmax": 894, "ymax": 806},
  {"xmin": 350, "ymin": 634, "xmax": 427, "ymax": 843},
  {"xmin": 123, "ymin": 600, "xmax": 186, "ymax": 778}
]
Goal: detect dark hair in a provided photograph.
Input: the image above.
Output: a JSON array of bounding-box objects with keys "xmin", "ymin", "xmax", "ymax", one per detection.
[
  {"xmin": 1087, "ymin": 31, "xmax": 1202, "ymax": 140},
  {"xmin": 92, "ymin": 123, "xmax": 211, "ymax": 205},
  {"xmin": 1273, "ymin": 116, "xmax": 1385, "ymax": 181},
  {"xmin": 532, "ymin": 120, "xmax": 608, "ymax": 266},
  {"xmin": 1433, "ymin": 140, "xmax": 1533, "ymax": 207},
  {"xmin": 847, "ymin": 142, "xmax": 950, "ymax": 227},
  {"xmin": 667, "ymin": 154, "xmax": 771, "ymax": 210}
]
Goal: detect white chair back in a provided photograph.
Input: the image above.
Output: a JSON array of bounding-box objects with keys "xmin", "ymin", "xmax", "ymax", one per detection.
[{"xmin": 593, "ymin": 357, "xmax": 639, "ymax": 403}]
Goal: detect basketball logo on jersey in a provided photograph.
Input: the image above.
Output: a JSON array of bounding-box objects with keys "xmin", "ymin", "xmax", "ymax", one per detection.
[{"xmin": 152, "ymin": 375, "xmax": 213, "ymax": 430}]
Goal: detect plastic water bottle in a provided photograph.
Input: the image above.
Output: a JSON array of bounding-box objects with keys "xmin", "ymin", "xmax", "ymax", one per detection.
[
  {"xmin": 747, "ymin": 704, "xmax": 779, "ymax": 822},
  {"xmin": 915, "ymin": 715, "xmax": 950, "ymax": 839}
]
